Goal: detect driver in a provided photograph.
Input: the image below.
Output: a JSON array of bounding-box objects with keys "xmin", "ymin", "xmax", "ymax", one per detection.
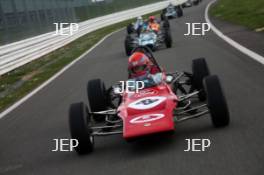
[
  {"xmin": 134, "ymin": 16, "xmax": 143, "ymax": 30},
  {"xmin": 168, "ymin": 2, "xmax": 174, "ymax": 8},
  {"xmin": 128, "ymin": 52, "xmax": 162, "ymax": 86},
  {"xmin": 148, "ymin": 16, "xmax": 160, "ymax": 33}
]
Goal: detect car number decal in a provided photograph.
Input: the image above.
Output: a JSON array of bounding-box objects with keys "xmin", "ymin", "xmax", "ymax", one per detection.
[
  {"xmin": 128, "ymin": 96, "xmax": 166, "ymax": 110},
  {"xmin": 130, "ymin": 114, "xmax": 165, "ymax": 124}
]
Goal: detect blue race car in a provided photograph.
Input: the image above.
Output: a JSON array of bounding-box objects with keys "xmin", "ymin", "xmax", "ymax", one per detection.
[
  {"xmin": 125, "ymin": 21, "xmax": 172, "ymax": 56},
  {"xmin": 161, "ymin": 4, "xmax": 183, "ymax": 20}
]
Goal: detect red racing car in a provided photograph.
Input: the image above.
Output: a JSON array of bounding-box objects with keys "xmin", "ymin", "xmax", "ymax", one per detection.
[{"xmin": 69, "ymin": 47, "xmax": 230, "ymax": 154}]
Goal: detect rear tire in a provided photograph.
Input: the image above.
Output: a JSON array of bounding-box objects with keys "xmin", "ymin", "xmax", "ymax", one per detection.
[
  {"xmin": 87, "ymin": 79, "xmax": 107, "ymax": 122},
  {"xmin": 69, "ymin": 102, "xmax": 94, "ymax": 154},
  {"xmin": 192, "ymin": 58, "xmax": 210, "ymax": 101},
  {"xmin": 204, "ymin": 75, "xmax": 230, "ymax": 127}
]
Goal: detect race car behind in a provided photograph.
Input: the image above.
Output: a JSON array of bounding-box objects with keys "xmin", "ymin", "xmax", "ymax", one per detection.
[
  {"xmin": 182, "ymin": 0, "xmax": 193, "ymax": 8},
  {"xmin": 125, "ymin": 19, "xmax": 171, "ymax": 56},
  {"xmin": 191, "ymin": 0, "xmax": 202, "ymax": 6},
  {"xmin": 161, "ymin": 4, "xmax": 183, "ymax": 20},
  {"xmin": 182, "ymin": 0, "xmax": 202, "ymax": 7}
]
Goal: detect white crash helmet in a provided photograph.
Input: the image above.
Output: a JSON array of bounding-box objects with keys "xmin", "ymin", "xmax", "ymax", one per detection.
[{"xmin": 137, "ymin": 16, "xmax": 143, "ymax": 21}]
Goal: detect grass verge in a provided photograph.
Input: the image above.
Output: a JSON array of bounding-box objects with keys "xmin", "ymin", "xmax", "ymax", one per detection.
[
  {"xmin": 0, "ymin": 11, "xmax": 160, "ymax": 113},
  {"xmin": 210, "ymin": 0, "xmax": 264, "ymax": 31}
]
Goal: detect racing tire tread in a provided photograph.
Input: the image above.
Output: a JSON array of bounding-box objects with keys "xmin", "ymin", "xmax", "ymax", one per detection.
[
  {"xmin": 204, "ymin": 75, "xmax": 230, "ymax": 127},
  {"xmin": 69, "ymin": 102, "xmax": 94, "ymax": 154},
  {"xmin": 175, "ymin": 6, "xmax": 183, "ymax": 17},
  {"xmin": 192, "ymin": 58, "xmax": 210, "ymax": 101},
  {"xmin": 125, "ymin": 35, "xmax": 133, "ymax": 56},
  {"xmin": 164, "ymin": 29, "xmax": 172, "ymax": 48},
  {"xmin": 87, "ymin": 79, "xmax": 108, "ymax": 122},
  {"xmin": 127, "ymin": 24, "xmax": 134, "ymax": 34}
]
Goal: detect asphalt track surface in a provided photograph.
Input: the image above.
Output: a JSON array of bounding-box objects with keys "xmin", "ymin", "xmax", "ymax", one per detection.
[{"xmin": 0, "ymin": 0, "xmax": 264, "ymax": 174}]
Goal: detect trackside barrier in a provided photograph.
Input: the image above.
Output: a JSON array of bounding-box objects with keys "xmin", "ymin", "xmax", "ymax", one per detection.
[{"xmin": 0, "ymin": 0, "xmax": 186, "ymax": 75}]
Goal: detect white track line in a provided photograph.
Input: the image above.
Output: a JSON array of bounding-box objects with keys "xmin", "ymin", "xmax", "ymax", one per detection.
[
  {"xmin": 205, "ymin": 0, "xmax": 264, "ymax": 65},
  {"xmin": 0, "ymin": 28, "xmax": 124, "ymax": 119}
]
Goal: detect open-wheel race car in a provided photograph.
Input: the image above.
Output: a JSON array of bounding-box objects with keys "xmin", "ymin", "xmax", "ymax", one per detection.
[
  {"xmin": 69, "ymin": 46, "xmax": 230, "ymax": 154},
  {"xmin": 182, "ymin": 0, "xmax": 202, "ymax": 8},
  {"xmin": 125, "ymin": 20, "xmax": 171, "ymax": 56},
  {"xmin": 182, "ymin": 0, "xmax": 193, "ymax": 8},
  {"xmin": 160, "ymin": 4, "xmax": 183, "ymax": 20}
]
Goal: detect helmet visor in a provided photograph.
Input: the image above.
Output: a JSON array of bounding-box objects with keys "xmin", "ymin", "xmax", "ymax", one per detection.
[{"xmin": 132, "ymin": 65, "xmax": 147, "ymax": 74}]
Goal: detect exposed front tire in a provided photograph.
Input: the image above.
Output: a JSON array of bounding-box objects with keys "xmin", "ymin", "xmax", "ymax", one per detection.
[
  {"xmin": 160, "ymin": 13, "xmax": 165, "ymax": 21},
  {"xmin": 126, "ymin": 24, "xmax": 133, "ymax": 34},
  {"xmin": 204, "ymin": 75, "xmax": 230, "ymax": 127},
  {"xmin": 192, "ymin": 58, "xmax": 210, "ymax": 101},
  {"xmin": 163, "ymin": 19, "xmax": 170, "ymax": 29},
  {"xmin": 125, "ymin": 35, "xmax": 133, "ymax": 56},
  {"xmin": 160, "ymin": 9, "xmax": 166, "ymax": 21},
  {"xmin": 164, "ymin": 29, "xmax": 172, "ymax": 48},
  {"xmin": 69, "ymin": 102, "xmax": 94, "ymax": 154},
  {"xmin": 87, "ymin": 79, "xmax": 108, "ymax": 122},
  {"xmin": 193, "ymin": 0, "xmax": 199, "ymax": 5},
  {"xmin": 176, "ymin": 6, "xmax": 183, "ymax": 17}
]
